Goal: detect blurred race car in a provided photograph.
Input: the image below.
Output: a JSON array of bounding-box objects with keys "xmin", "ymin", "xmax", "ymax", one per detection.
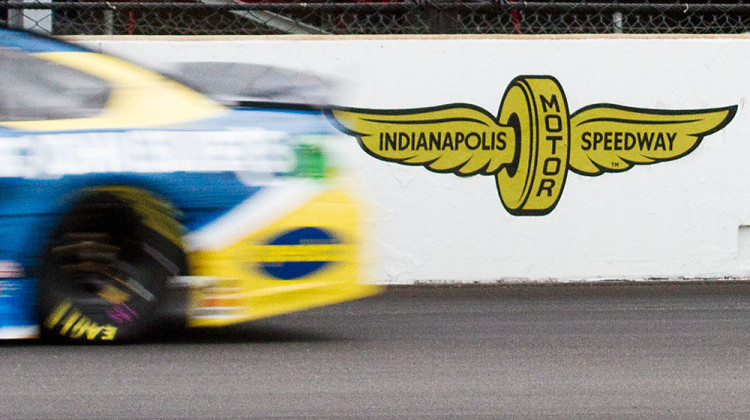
[{"xmin": 0, "ymin": 27, "xmax": 379, "ymax": 342}]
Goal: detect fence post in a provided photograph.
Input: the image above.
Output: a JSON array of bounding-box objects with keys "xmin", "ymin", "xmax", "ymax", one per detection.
[
  {"xmin": 429, "ymin": 0, "xmax": 459, "ymax": 34},
  {"xmin": 7, "ymin": 7, "xmax": 24, "ymax": 30},
  {"xmin": 103, "ymin": 8, "xmax": 114, "ymax": 35},
  {"xmin": 613, "ymin": 11, "xmax": 624, "ymax": 33}
]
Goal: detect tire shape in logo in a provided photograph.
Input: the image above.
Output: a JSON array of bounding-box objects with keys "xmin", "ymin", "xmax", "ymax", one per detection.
[{"xmin": 496, "ymin": 76, "xmax": 570, "ymax": 215}]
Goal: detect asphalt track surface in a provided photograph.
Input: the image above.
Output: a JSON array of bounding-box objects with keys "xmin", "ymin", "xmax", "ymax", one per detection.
[{"xmin": 0, "ymin": 282, "xmax": 749, "ymax": 419}]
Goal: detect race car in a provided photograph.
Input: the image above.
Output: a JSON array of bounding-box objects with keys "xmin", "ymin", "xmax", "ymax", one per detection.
[{"xmin": 0, "ymin": 27, "xmax": 380, "ymax": 342}]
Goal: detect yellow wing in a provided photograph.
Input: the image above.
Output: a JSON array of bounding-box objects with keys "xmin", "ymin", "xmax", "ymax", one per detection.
[
  {"xmin": 328, "ymin": 105, "xmax": 514, "ymax": 176},
  {"xmin": 569, "ymin": 105, "xmax": 736, "ymax": 175}
]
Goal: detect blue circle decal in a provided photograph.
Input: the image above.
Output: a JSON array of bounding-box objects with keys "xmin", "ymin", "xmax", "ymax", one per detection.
[{"xmin": 258, "ymin": 227, "xmax": 340, "ymax": 280}]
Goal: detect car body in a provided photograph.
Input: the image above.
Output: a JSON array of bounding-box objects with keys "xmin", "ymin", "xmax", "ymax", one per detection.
[{"xmin": 0, "ymin": 27, "xmax": 379, "ymax": 341}]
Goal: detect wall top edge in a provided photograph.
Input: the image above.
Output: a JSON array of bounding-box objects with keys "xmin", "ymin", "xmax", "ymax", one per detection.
[{"xmin": 60, "ymin": 34, "xmax": 750, "ymax": 42}]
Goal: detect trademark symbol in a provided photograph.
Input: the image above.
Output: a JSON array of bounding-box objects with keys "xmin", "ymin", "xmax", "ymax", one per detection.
[{"xmin": 611, "ymin": 162, "xmax": 620, "ymax": 168}]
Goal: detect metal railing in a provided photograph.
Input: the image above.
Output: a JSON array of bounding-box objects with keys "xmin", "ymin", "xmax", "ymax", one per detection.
[{"xmin": 2, "ymin": 1, "xmax": 750, "ymax": 36}]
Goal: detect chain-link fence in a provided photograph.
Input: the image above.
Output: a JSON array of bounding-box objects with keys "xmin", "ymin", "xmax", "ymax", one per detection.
[{"xmin": 2, "ymin": 1, "xmax": 750, "ymax": 36}]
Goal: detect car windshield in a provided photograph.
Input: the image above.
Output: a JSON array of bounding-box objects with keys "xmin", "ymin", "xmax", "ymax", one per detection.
[{"xmin": 0, "ymin": 47, "xmax": 111, "ymax": 122}]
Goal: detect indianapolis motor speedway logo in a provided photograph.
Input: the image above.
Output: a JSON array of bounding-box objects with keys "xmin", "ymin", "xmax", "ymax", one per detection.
[{"xmin": 327, "ymin": 75, "xmax": 736, "ymax": 216}]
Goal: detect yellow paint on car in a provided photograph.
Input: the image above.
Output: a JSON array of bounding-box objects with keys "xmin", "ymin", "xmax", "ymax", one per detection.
[
  {"xmin": 188, "ymin": 188, "xmax": 381, "ymax": 327},
  {"xmin": 2, "ymin": 51, "xmax": 227, "ymax": 131}
]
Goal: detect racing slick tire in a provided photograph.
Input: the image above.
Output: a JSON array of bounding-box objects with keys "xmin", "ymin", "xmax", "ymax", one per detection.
[{"xmin": 38, "ymin": 187, "xmax": 188, "ymax": 343}]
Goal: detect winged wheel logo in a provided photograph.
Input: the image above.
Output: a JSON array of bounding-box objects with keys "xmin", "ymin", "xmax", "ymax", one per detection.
[{"xmin": 328, "ymin": 76, "xmax": 736, "ymax": 216}]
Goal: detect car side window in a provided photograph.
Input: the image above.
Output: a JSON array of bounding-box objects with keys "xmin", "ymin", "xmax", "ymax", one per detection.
[{"xmin": 0, "ymin": 47, "xmax": 111, "ymax": 122}]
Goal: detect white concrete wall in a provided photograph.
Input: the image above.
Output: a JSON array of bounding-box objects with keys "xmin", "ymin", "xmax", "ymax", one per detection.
[{"xmin": 74, "ymin": 36, "xmax": 750, "ymax": 284}]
